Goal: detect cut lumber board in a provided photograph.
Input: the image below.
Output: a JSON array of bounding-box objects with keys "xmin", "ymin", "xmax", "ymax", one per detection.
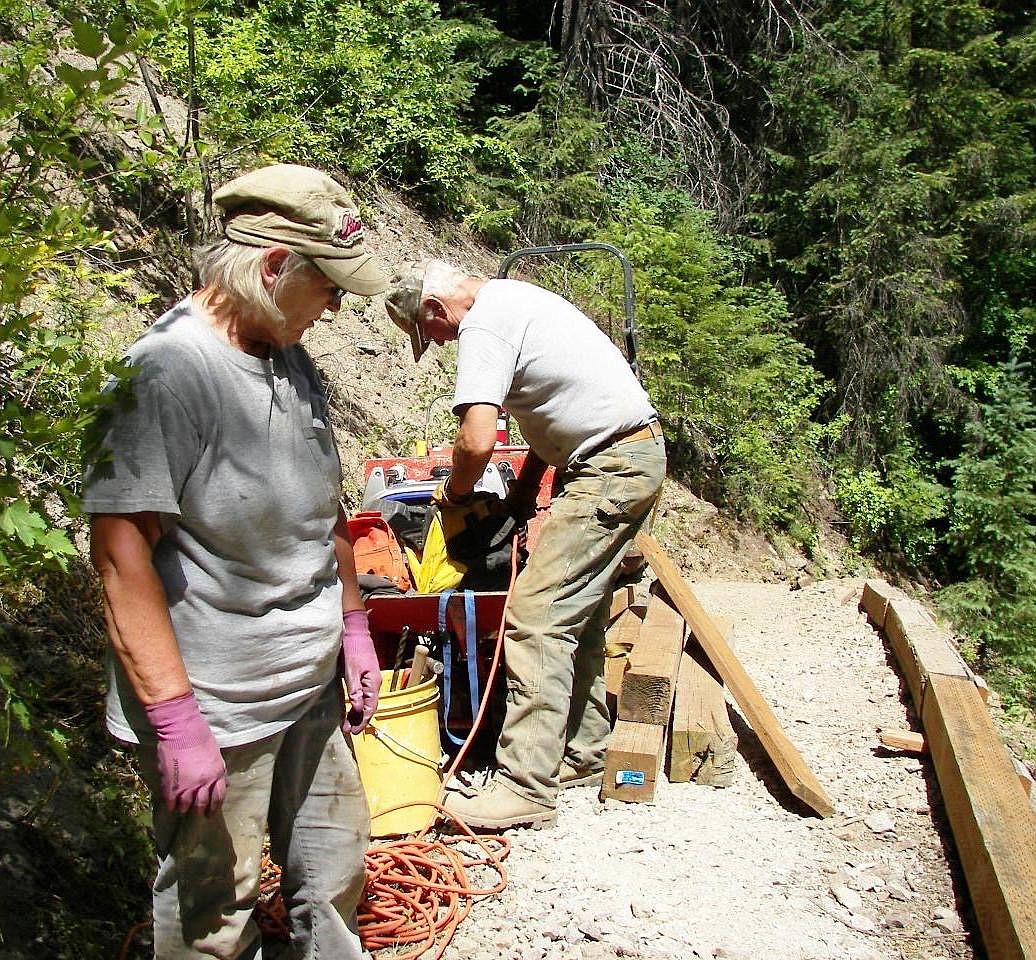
[
  {"xmin": 860, "ymin": 580, "xmax": 970, "ymax": 711},
  {"xmin": 863, "ymin": 580, "xmax": 1036, "ymax": 958},
  {"xmin": 617, "ymin": 595, "xmax": 686, "ymax": 725},
  {"xmin": 600, "ymin": 719, "xmax": 665, "ymax": 803},
  {"xmin": 604, "ymin": 654, "xmax": 627, "ymax": 701},
  {"xmin": 605, "ymin": 606, "xmax": 643, "ymax": 658},
  {"xmin": 609, "ymin": 584, "xmax": 635, "ymax": 621},
  {"xmin": 668, "ymin": 618, "xmax": 737, "ymax": 787},
  {"xmin": 635, "ymin": 532, "xmax": 835, "ymax": 818},
  {"xmin": 604, "ymin": 607, "xmax": 643, "ymax": 699},
  {"xmin": 921, "ymin": 674, "xmax": 1036, "ymax": 960},
  {"xmin": 878, "ymin": 729, "xmax": 926, "ymax": 753}
]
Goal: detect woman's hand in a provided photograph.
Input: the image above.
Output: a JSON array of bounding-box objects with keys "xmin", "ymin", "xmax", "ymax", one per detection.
[{"xmin": 340, "ymin": 609, "xmax": 380, "ymax": 734}]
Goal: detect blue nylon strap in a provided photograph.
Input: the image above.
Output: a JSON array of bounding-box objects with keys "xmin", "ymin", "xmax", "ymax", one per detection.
[
  {"xmin": 437, "ymin": 589, "xmax": 480, "ymax": 747},
  {"xmin": 463, "ymin": 589, "xmax": 479, "ymax": 727},
  {"xmin": 438, "ymin": 590, "xmax": 464, "ymax": 746}
]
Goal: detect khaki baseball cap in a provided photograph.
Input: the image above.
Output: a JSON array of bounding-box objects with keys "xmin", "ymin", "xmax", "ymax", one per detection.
[
  {"xmin": 213, "ymin": 164, "xmax": 388, "ymax": 296},
  {"xmin": 384, "ymin": 261, "xmax": 429, "ymax": 361}
]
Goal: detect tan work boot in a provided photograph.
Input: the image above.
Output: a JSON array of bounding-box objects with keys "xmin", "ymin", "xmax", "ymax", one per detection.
[
  {"xmin": 443, "ymin": 778, "xmax": 556, "ymax": 830},
  {"xmin": 559, "ymin": 761, "xmax": 604, "ymax": 790}
]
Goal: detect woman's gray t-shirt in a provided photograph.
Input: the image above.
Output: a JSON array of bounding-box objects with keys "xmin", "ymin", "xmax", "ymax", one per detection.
[{"xmin": 82, "ymin": 299, "xmax": 344, "ymax": 747}]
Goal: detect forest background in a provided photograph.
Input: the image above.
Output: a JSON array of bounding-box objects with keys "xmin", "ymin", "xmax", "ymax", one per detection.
[{"xmin": 0, "ymin": 0, "xmax": 1033, "ymax": 954}]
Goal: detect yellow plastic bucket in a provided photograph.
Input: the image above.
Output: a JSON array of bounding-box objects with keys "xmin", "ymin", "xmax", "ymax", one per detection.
[{"xmin": 349, "ymin": 670, "xmax": 443, "ymax": 837}]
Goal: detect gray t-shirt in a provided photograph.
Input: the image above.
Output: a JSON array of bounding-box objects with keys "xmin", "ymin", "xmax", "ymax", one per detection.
[
  {"xmin": 452, "ymin": 279, "xmax": 657, "ymax": 466},
  {"xmin": 82, "ymin": 299, "xmax": 344, "ymax": 747}
]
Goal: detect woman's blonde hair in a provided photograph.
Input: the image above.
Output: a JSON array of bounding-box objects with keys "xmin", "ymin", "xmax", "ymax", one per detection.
[{"xmin": 193, "ymin": 239, "xmax": 317, "ymax": 330}]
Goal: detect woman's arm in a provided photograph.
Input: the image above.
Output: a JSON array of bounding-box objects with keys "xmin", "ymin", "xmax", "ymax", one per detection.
[{"xmin": 90, "ymin": 512, "xmax": 190, "ymax": 703}]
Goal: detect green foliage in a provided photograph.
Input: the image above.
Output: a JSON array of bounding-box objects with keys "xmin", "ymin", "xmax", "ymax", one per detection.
[
  {"xmin": 757, "ymin": 0, "xmax": 1036, "ymax": 463},
  {"xmin": 579, "ymin": 203, "xmax": 834, "ymax": 531},
  {"xmin": 468, "ymin": 70, "xmax": 612, "ymax": 245},
  {"xmin": 0, "ymin": 0, "xmax": 146, "ymax": 771},
  {"xmin": 834, "ymin": 455, "xmax": 947, "ymax": 566},
  {"xmin": 147, "ymin": 0, "xmax": 514, "ymax": 209},
  {"xmin": 938, "ymin": 362, "xmax": 1036, "ymax": 691}
]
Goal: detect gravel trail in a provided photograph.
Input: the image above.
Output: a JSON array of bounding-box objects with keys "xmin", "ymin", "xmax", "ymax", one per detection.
[{"xmin": 440, "ymin": 578, "xmax": 977, "ymax": 960}]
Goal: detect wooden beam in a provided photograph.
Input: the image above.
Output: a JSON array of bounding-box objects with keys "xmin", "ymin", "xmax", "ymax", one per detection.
[
  {"xmin": 922, "ymin": 674, "xmax": 1036, "ymax": 960},
  {"xmin": 878, "ymin": 729, "xmax": 927, "ymax": 753},
  {"xmin": 668, "ymin": 618, "xmax": 737, "ymax": 787},
  {"xmin": 609, "ymin": 584, "xmax": 635, "ymax": 621},
  {"xmin": 859, "ymin": 581, "xmax": 890, "ymax": 630},
  {"xmin": 604, "ymin": 607, "xmax": 643, "ymax": 699},
  {"xmin": 861, "ymin": 580, "xmax": 970, "ymax": 711},
  {"xmin": 617, "ymin": 595, "xmax": 686, "ymax": 726},
  {"xmin": 635, "ymin": 532, "xmax": 835, "ymax": 818},
  {"xmin": 600, "ymin": 719, "xmax": 665, "ymax": 803}
]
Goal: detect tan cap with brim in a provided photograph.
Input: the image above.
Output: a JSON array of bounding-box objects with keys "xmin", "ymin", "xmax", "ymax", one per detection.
[
  {"xmin": 384, "ymin": 261, "xmax": 429, "ymax": 361},
  {"xmin": 213, "ymin": 163, "xmax": 388, "ymax": 296}
]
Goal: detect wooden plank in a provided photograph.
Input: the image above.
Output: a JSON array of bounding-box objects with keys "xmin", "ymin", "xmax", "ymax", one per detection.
[
  {"xmin": 878, "ymin": 729, "xmax": 926, "ymax": 753},
  {"xmin": 860, "ymin": 581, "xmax": 890, "ymax": 629},
  {"xmin": 668, "ymin": 618, "xmax": 737, "ymax": 787},
  {"xmin": 600, "ymin": 719, "xmax": 666, "ymax": 803},
  {"xmin": 604, "ymin": 607, "xmax": 643, "ymax": 700},
  {"xmin": 604, "ymin": 654, "xmax": 627, "ymax": 701},
  {"xmin": 609, "ymin": 584, "xmax": 635, "ymax": 621},
  {"xmin": 922, "ymin": 674, "xmax": 1036, "ymax": 960},
  {"xmin": 605, "ymin": 606, "xmax": 643, "ymax": 658},
  {"xmin": 862, "ymin": 580, "xmax": 970, "ymax": 712},
  {"xmin": 617, "ymin": 595, "xmax": 686, "ymax": 725},
  {"xmin": 635, "ymin": 532, "xmax": 835, "ymax": 818}
]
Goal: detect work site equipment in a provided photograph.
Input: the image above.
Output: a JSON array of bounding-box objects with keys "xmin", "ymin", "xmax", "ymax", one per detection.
[
  {"xmin": 350, "ymin": 669, "xmax": 443, "ymax": 836},
  {"xmin": 349, "ymin": 242, "xmax": 644, "ymax": 830}
]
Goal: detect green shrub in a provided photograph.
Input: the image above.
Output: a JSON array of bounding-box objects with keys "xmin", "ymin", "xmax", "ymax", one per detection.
[
  {"xmin": 834, "ymin": 457, "xmax": 947, "ymax": 566},
  {"xmin": 938, "ymin": 361, "xmax": 1036, "ymax": 691},
  {"xmin": 575, "ymin": 203, "xmax": 835, "ymax": 531}
]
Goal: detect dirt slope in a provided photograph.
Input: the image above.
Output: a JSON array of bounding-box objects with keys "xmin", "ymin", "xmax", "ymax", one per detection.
[{"xmin": 440, "ymin": 579, "xmax": 979, "ymax": 960}]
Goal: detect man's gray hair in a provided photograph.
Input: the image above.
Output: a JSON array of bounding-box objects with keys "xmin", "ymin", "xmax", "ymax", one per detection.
[
  {"xmin": 419, "ymin": 259, "xmax": 469, "ymax": 307},
  {"xmin": 194, "ymin": 239, "xmax": 315, "ymax": 330}
]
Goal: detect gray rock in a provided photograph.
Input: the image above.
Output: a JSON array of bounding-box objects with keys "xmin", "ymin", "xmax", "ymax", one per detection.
[
  {"xmin": 887, "ymin": 882, "xmax": 911, "ymax": 901},
  {"xmin": 846, "ymin": 914, "xmax": 878, "ymax": 934},
  {"xmin": 932, "ymin": 913, "xmax": 964, "ymax": 935},
  {"xmin": 864, "ymin": 811, "xmax": 895, "ymax": 834},
  {"xmin": 831, "ymin": 884, "xmax": 864, "ymax": 913}
]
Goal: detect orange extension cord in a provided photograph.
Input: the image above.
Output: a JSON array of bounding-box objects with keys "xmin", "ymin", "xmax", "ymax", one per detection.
[{"xmin": 120, "ymin": 543, "xmax": 520, "ymax": 960}]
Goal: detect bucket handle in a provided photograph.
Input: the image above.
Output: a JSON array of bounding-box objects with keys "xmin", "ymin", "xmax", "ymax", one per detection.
[{"xmin": 367, "ymin": 722, "xmax": 443, "ymax": 771}]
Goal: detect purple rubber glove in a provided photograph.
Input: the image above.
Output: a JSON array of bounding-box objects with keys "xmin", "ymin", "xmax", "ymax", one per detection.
[
  {"xmin": 341, "ymin": 609, "xmax": 380, "ymax": 734},
  {"xmin": 144, "ymin": 691, "xmax": 227, "ymax": 816}
]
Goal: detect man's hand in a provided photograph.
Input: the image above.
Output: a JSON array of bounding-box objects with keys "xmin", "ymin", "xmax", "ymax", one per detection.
[
  {"xmin": 144, "ymin": 691, "xmax": 227, "ymax": 816},
  {"xmin": 503, "ymin": 483, "xmax": 539, "ymax": 525},
  {"xmin": 341, "ymin": 609, "xmax": 380, "ymax": 734}
]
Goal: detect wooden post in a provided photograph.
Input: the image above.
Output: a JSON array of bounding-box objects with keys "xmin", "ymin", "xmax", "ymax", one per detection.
[
  {"xmin": 617, "ymin": 595, "xmax": 686, "ymax": 725},
  {"xmin": 635, "ymin": 532, "xmax": 835, "ymax": 818},
  {"xmin": 668, "ymin": 618, "xmax": 738, "ymax": 787}
]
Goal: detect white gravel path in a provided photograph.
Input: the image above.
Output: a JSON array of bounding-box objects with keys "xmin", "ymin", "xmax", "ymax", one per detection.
[{"xmin": 439, "ymin": 579, "xmax": 976, "ymax": 960}]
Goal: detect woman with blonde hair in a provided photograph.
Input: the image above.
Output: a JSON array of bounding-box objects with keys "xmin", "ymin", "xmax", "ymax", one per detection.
[{"xmin": 84, "ymin": 164, "xmax": 386, "ymax": 959}]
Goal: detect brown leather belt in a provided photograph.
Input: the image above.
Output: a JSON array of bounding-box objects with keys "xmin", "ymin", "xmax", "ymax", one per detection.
[{"xmin": 611, "ymin": 419, "xmax": 663, "ymax": 447}]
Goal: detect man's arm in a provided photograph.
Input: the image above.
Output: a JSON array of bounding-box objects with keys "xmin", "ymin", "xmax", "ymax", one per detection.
[{"xmin": 447, "ymin": 402, "xmax": 500, "ymax": 498}]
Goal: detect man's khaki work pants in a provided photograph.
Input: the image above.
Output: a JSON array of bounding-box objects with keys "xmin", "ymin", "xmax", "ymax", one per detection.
[{"xmin": 496, "ymin": 431, "xmax": 666, "ymax": 807}]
